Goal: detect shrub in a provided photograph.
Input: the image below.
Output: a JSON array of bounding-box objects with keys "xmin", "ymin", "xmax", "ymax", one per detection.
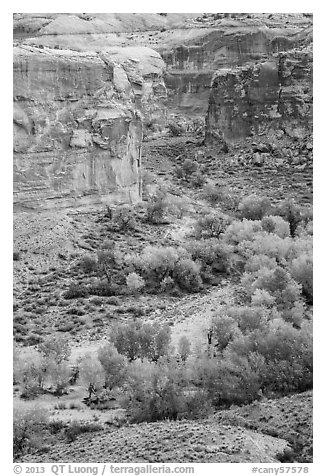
[
  {"xmin": 126, "ymin": 272, "xmax": 145, "ymax": 293},
  {"xmin": 175, "ymin": 165, "xmax": 184, "ymax": 179},
  {"xmin": 290, "ymin": 253, "xmax": 313, "ymax": 303},
  {"xmin": 64, "ymin": 283, "xmax": 89, "ymax": 299},
  {"xmin": 146, "ymin": 189, "xmax": 169, "ymax": 224},
  {"xmin": 125, "ymin": 245, "xmax": 189, "ymax": 288},
  {"xmin": 167, "ymin": 197, "xmax": 190, "ymax": 219},
  {"xmin": 25, "ymin": 333, "xmax": 43, "ymax": 346},
  {"xmin": 185, "ymin": 239, "xmax": 233, "ymax": 275},
  {"xmin": 261, "ymin": 216, "xmax": 290, "ymax": 238},
  {"xmin": 89, "ymin": 296, "xmax": 104, "ymax": 306},
  {"xmin": 48, "ymin": 420, "xmax": 66, "ymax": 435},
  {"xmin": 250, "ymin": 289, "xmax": 277, "ymax": 308},
  {"xmin": 191, "ymin": 171, "xmax": 206, "ymax": 188},
  {"xmin": 107, "ymin": 296, "xmax": 122, "ymax": 306},
  {"xmin": 78, "ymin": 255, "xmax": 98, "ymax": 274},
  {"xmin": 183, "ymin": 158, "xmax": 198, "ymax": 176},
  {"xmin": 173, "ymin": 258, "xmax": 202, "ymax": 292},
  {"xmin": 238, "ymin": 232, "xmax": 293, "ymax": 263},
  {"xmin": 202, "ymin": 183, "xmax": 228, "ymax": 206},
  {"xmin": 276, "ymin": 448, "xmax": 297, "ymax": 463},
  {"xmin": 238, "ymin": 195, "xmax": 271, "ymax": 220},
  {"xmin": 87, "ymin": 280, "xmax": 118, "ymax": 297},
  {"xmin": 223, "ymin": 219, "xmax": 263, "ymax": 245},
  {"xmin": 276, "ymin": 199, "xmax": 303, "ymax": 237},
  {"xmin": 13, "ymin": 407, "xmax": 49, "ymax": 459},
  {"xmin": 97, "ymin": 344, "xmax": 128, "ymax": 390},
  {"xmin": 113, "ymin": 206, "xmax": 136, "ymax": 231},
  {"xmin": 194, "ymin": 213, "xmax": 229, "ymax": 239}
]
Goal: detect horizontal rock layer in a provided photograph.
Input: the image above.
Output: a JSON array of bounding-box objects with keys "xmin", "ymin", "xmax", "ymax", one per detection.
[{"xmin": 13, "ymin": 44, "xmax": 165, "ymax": 210}]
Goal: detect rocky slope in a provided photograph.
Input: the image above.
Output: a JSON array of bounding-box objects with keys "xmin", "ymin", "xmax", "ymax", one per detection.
[
  {"xmin": 20, "ymin": 415, "xmax": 290, "ymax": 463},
  {"xmin": 19, "ymin": 391, "xmax": 312, "ymax": 463},
  {"xmin": 13, "ymin": 43, "xmax": 165, "ymax": 210}
]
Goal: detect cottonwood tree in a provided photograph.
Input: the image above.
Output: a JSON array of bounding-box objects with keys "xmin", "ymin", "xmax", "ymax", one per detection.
[
  {"xmin": 78, "ymin": 354, "xmax": 106, "ymax": 396},
  {"xmin": 177, "ymin": 336, "xmax": 191, "ymax": 362},
  {"xmin": 46, "ymin": 361, "xmax": 71, "ymax": 396},
  {"xmin": 38, "ymin": 336, "xmax": 71, "ymax": 395},
  {"xmin": 38, "ymin": 335, "xmax": 71, "ymax": 364},
  {"xmin": 97, "ymin": 344, "xmax": 128, "ymax": 391},
  {"xmin": 110, "ymin": 321, "xmax": 172, "ymax": 362}
]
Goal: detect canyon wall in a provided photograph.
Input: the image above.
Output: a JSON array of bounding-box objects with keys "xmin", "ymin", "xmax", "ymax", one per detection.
[
  {"xmin": 14, "ymin": 13, "xmax": 312, "ymax": 120},
  {"xmin": 205, "ymin": 45, "xmax": 313, "ymax": 149},
  {"xmin": 161, "ymin": 24, "xmax": 312, "ymax": 117},
  {"xmin": 13, "ymin": 13, "xmax": 313, "ymax": 211},
  {"xmin": 13, "ymin": 44, "xmax": 165, "ymax": 210}
]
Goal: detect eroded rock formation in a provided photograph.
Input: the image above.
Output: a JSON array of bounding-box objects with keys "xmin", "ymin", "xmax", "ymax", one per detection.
[
  {"xmin": 13, "ymin": 44, "xmax": 165, "ymax": 210},
  {"xmin": 205, "ymin": 45, "xmax": 313, "ymax": 148}
]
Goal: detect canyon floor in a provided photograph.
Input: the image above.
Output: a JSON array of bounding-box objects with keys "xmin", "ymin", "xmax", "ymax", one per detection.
[{"xmin": 14, "ymin": 134, "xmax": 313, "ymax": 463}]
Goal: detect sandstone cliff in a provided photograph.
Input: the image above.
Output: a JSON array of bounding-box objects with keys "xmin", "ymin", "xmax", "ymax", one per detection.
[
  {"xmin": 14, "ymin": 13, "xmax": 312, "ymax": 119},
  {"xmin": 159, "ymin": 15, "xmax": 312, "ymax": 117},
  {"xmin": 13, "ymin": 44, "xmax": 165, "ymax": 210},
  {"xmin": 205, "ymin": 45, "xmax": 313, "ymax": 149}
]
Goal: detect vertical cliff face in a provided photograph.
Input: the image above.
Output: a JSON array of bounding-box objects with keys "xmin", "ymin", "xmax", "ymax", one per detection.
[
  {"xmin": 13, "ymin": 45, "xmax": 165, "ymax": 210},
  {"xmin": 205, "ymin": 45, "xmax": 313, "ymax": 148},
  {"xmin": 159, "ymin": 15, "xmax": 312, "ymax": 117}
]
